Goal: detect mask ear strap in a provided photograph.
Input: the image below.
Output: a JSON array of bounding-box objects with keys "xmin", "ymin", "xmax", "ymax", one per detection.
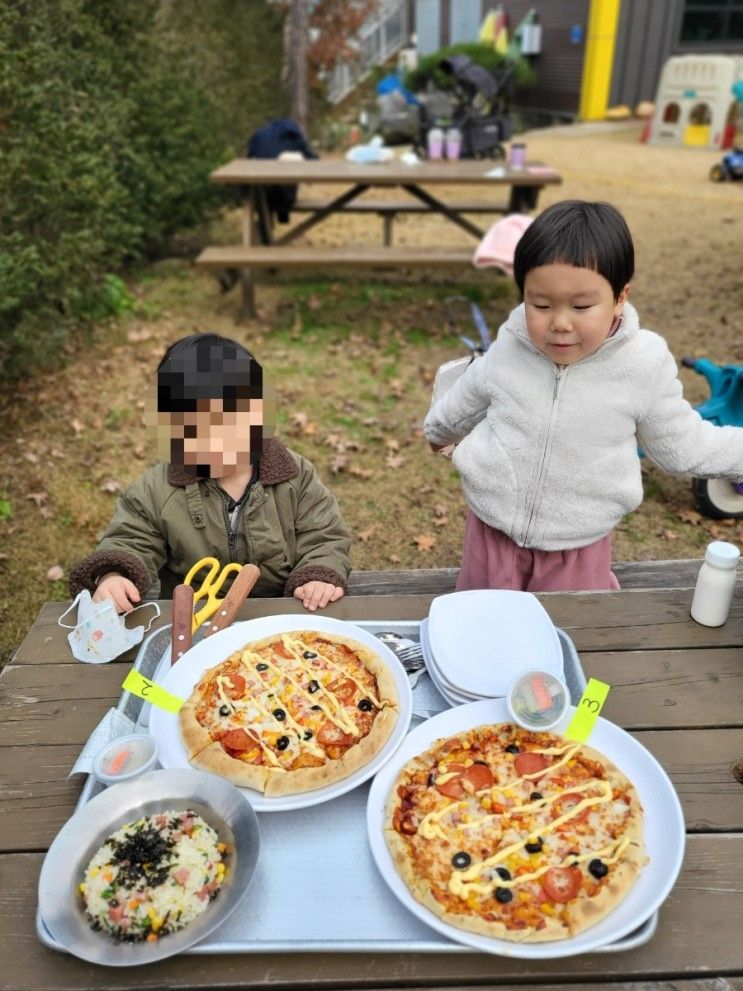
[
  {"xmin": 129, "ymin": 602, "xmax": 162, "ymax": 633},
  {"xmin": 58, "ymin": 595, "xmax": 82, "ymax": 629}
]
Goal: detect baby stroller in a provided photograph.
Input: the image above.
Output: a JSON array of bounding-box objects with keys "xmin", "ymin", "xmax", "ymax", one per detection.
[{"xmin": 417, "ymin": 54, "xmax": 514, "ymax": 160}]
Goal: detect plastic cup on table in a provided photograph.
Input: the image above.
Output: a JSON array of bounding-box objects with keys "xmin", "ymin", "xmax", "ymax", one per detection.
[
  {"xmin": 427, "ymin": 127, "xmax": 444, "ymax": 160},
  {"xmin": 445, "ymin": 128, "xmax": 461, "ymax": 160}
]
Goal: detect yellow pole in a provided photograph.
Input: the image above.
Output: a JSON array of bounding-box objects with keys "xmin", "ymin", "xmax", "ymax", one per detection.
[{"xmin": 578, "ymin": 0, "xmax": 622, "ymax": 120}]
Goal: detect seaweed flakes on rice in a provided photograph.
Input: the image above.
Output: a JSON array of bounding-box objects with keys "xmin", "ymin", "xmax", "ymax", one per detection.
[{"xmin": 79, "ymin": 809, "xmax": 227, "ymax": 942}]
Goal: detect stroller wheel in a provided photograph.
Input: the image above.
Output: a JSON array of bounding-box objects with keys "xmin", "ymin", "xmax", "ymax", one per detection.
[{"xmin": 692, "ymin": 478, "xmax": 743, "ymax": 519}]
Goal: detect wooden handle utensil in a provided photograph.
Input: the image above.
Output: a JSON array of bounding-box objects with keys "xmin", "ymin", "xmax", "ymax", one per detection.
[
  {"xmin": 202, "ymin": 564, "xmax": 261, "ymax": 640},
  {"xmin": 171, "ymin": 584, "xmax": 194, "ymax": 666}
]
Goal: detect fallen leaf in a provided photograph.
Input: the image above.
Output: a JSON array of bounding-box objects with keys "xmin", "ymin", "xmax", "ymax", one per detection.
[
  {"xmin": 126, "ymin": 328, "xmax": 153, "ymax": 343},
  {"xmin": 47, "ymin": 565, "xmax": 64, "ymax": 581},
  {"xmin": 385, "ymin": 437, "xmax": 400, "ymax": 452},
  {"xmin": 389, "ymin": 379, "xmax": 404, "ymax": 399},
  {"xmin": 388, "ymin": 554, "xmax": 401, "ymax": 564},
  {"xmin": 386, "ymin": 454, "xmax": 406, "ymax": 470},
  {"xmin": 433, "ymin": 503, "xmax": 448, "ymax": 518},
  {"xmin": 27, "ymin": 491, "xmax": 48, "ymax": 508},
  {"xmin": 23, "ymin": 451, "xmax": 39, "ymax": 464},
  {"xmin": 329, "ymin": 454, "xmax": 348, "ymax": 474},
  {"xmin": 133, "ymin": 444, "xmax": 147, "ymax": 459},
  {"xmin": 349, "ymin": 465, "xmax": 374, "ymax": 480},
  {"xmin": 414, "ymin": 534, "xmax": 436, "ymax": 552},
  {"xmin": 70, "ymin": 418, "xmax": 85, "ymax": 436},
  {"xmin": 432, "ymin": 516, "xmax": 449, "ymax": 527},
  {"xmin": 357, "ymin": 527, "xmax": 376, "ymax": 542},
  {"xmin": 677, "ymin": 510, "xmax": 703, "ymax": 525},
  {"xmin": 662, "ymin": 529, "xmax": 679, "ymax": 540},
  {"xmin": 100, "ymin": 479, "xmax": 121, "ymax": 494}
]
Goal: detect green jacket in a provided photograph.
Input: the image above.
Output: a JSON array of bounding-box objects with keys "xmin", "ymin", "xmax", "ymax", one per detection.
[{"xmin": 69, "ymin": 438, "xmax": 351, "ymax": 599}]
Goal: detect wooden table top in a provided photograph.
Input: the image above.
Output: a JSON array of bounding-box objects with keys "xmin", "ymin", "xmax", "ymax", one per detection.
[
  {"xmin": 210, "ymin": 157, "xmax": 563, "ymax": 187},
  {"xmin": 2, "ymin": 576, "xmax": 743, "ymax": 990}
]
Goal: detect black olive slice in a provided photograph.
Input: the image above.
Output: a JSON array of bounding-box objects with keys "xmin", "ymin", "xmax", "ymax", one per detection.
[
  {"xmin": 219, "ymin": 704, "xmax": 231, "ymax": 716},
  {"xmin": 505, "ymin": 744, "xmax": 520, "ymax": 754},
  {"xmin": 494, "ymin": 887, "xmax": 513, "ymax": 903},
  {"xmin": 589, "ymin": 858, "xmax": 609, "ymax": 879},
  {"xmin": 308, "ymin": 679, "xmax": 320, "ymax": 693},
  {"xmin": 273, "ymin": 708, "xmax": 286, "ymax": 721},
  {"xmin": 303, "ymin": 650, "xmax": 318, "ymax": 659},
  {"xmin": 529, "ymin": 791, "xmax": 543, "ymax": 801},
  {"xmin": 451, "ymin": 851, "xmax": 471, "ymax": 869},
  {"xmin": 276, "ymin": 736, "xmax": 290, "ymax": 751},
  {"xmin": 303, "ymin": 730, "xmax": 313, "ymax": 741},
  {"xmin": 524, "ymin": 837, "xmax": 543, "ymax": 854},
  {"xmin": 256, "ymin": 662, "xmax": 268, "ymax": 671},
  {"xmin": 357, "ymin": 698, "xmax": 373, "ymax": 711},
  {"xmin": 311, "ymin": 704, "xmax": 321, "ymax": 711},
  {"xmin": 495, "ymin": 866, "xmax": 512, "ymax": 881}
]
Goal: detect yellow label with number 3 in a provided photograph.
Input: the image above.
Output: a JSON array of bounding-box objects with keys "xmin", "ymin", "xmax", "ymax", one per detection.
[
  {"xmin": 564, "ymin": 677, "xmax": 611, "ymax": 742},
  {"xmin": 122, "ymin": 669, "xmax": 184, "ymax": 713}
]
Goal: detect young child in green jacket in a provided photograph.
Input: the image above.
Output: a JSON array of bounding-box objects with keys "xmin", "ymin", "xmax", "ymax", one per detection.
[{"xmin": 69, "ymin": 334, "xmax": 351, "ymax": 612}]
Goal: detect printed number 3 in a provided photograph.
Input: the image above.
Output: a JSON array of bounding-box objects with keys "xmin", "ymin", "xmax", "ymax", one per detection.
[{"xmin": 581, "ymin": 697, "xmax": 600, "ymax": 713}]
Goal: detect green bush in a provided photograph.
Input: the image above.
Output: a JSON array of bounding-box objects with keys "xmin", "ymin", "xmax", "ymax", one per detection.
[
  {"xmin": 404, "ymin": 43, "xmax": 536, "ymax": 93},
  {"xmin": 0, "ymin": 0, "xmax": 227, "ymax": 378}
]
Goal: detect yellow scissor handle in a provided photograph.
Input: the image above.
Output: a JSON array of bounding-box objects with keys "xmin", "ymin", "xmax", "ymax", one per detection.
[{"xmin": 184, "ymin": 557, "xmax": 243, "ymax": 633}]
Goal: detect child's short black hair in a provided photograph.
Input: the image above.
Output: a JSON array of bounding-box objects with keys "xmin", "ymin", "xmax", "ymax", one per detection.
[
  {"xmin": 513, "ymin": 200, "xmax": 634, "ymax": 300},
  {"xmin": 157, "ymin": 334, "xmax": 262, "ymax": 413}
]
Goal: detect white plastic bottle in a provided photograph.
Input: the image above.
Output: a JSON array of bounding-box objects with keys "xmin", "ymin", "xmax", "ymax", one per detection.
[{"xmin": 690, "ymin": 541, "xmax": 740, "ymax": 627}]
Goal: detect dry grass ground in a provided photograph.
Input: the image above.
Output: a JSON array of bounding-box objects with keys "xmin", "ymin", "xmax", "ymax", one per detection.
[{"xmin": 1, "ymin": 121, "xmax": 742, "ymax": 665}]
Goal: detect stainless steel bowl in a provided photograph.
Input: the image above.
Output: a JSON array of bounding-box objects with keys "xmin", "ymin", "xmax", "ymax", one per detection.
[{"xmin": 38, "ymin": 768, "xmax": 260, "ymax": 966}]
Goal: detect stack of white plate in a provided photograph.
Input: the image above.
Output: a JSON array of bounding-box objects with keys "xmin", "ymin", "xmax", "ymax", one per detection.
[{"xmin": 420, "ymin": 590, "xmax": 564, "ymax": 706}]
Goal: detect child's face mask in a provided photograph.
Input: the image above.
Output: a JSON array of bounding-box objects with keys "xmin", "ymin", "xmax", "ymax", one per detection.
[{"xmin": 58, "ymin": 591, "xmax": 160, "ymax": 664}]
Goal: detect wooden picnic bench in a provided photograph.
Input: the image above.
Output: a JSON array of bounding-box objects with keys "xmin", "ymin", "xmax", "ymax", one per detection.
[
  {"xmin": 196, "ymin": 158, "xmax": 562, "ymax": 319},
  {"xmin": 3, "ymin": 555, "xmax": 743, "ymax": 990}
]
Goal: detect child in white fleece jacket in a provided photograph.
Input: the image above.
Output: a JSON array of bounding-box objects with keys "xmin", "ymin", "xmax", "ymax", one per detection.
[{"xmin": 424, "ymin": 200, "xmax": 743, "ymax": 592}]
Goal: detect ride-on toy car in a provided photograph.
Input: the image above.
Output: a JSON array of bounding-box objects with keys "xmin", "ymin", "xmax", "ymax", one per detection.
[
  {"xmin": 681, "ymin": 356, "xmax": 743, "ymax": 518},
  {"xmin": 709, "ymin": 148, "xmax": 743, "ymax": 181}
]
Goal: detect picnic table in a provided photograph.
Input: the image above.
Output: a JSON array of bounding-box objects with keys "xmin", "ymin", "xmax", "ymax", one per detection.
[
  {"xmin": 196, "ymin": 158, "xmax": 562, "ymax": 318},
  {"xmin": 2, "ymin": 558, "xmax": 743, "ymax": 989}
]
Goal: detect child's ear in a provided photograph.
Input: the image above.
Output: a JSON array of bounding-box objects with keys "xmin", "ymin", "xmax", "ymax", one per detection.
[{"xmin": 616, "ymin": 283, "xmax": 630, "ymax": 310}]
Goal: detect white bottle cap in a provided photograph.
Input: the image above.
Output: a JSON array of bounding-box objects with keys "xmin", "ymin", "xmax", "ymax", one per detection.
[{"xmin": 704, "ymin": 541, "xmax": 740, "ymax": 570}]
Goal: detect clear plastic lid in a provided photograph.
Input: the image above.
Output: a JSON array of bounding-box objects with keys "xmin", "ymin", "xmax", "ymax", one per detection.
[
  {"xmin": 92, "ymin": 734, "xmax": 159, "ymax": 785},
  {"xmin": 506, "ymin": 670, "xmax": 569, "ymax": 732}
]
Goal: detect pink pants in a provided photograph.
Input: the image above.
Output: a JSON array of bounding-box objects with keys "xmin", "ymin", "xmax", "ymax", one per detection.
[{"xmin": 456, "ymin": 511, "xmax": 621, "ymax": 593}]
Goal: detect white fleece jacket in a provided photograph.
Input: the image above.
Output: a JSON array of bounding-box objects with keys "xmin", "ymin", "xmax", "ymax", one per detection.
[{"xmin": 424, "ymin": 301, "xmax": 743, "ymax": 551}]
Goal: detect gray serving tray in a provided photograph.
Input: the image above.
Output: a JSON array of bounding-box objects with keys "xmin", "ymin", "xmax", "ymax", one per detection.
[{"xmin": 37, "ymin": 620, "xmax": 657, "ymax": 956}]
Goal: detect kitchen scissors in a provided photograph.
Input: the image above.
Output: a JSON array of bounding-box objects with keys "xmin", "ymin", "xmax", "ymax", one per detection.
[{"xmin": 184, "ymin": 556, "xmax": 243, "ymax": 634}]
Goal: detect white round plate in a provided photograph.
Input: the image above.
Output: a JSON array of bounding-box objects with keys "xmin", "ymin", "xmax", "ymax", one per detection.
[
  {"xmin": 149, "ymin": 615, "xmax": 412, "ymax": 812},
  {"xmin": 38, "ymin": 769, "xmax": 259, "ymax": 966},
  {"xmin": 367, "ymin": 698, "xmax": 685, "ymax": 959}
]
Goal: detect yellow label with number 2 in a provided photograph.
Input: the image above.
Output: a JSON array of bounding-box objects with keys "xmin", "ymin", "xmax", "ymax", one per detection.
[
  {"xmin": 122, "ymin": 669, "xmax": 184, "ymax": 713},
  {"xmin": 564, "ymin": 677, "xmax": 611, "ymax": 743}
]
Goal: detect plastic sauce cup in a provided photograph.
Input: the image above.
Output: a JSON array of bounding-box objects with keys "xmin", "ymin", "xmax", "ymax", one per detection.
[
  {"xmin": 506, "ymin": 670, "xmax": 570, "ymax": 734},
  {"xmin": 92, "ymin": 734, "xmax": 159, "ymax": 786}
]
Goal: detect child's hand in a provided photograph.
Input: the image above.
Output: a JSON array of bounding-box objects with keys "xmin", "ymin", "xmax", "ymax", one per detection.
[
  {"xmin": 93, "ymin": 573, "xmax": 141, "ymax": 614},
  {"xmin": 292, "ymin": 581, "xmax": 345, "ymax": 612}
]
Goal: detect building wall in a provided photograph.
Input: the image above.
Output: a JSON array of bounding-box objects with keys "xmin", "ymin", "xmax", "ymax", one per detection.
[{"xmin": 610, "ymin": 0, "xmax": 681, "ymax": 107}]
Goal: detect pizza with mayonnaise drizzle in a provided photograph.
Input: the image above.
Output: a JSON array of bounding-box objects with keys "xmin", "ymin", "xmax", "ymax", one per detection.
[
  {"xmin": 384, "ymin": 722, "xmax": 646, "ymax": 942},
  {"xmin": 179, "ymin": 631, "xmax": 399, "ymax": 795}
]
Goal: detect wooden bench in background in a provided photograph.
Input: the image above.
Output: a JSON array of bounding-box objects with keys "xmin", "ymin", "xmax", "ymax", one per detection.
[{"xmin": 197, "ymin": 244, "xmax": 474, "ymax": 272}]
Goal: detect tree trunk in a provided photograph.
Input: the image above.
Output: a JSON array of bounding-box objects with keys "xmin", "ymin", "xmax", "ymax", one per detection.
[{"xmin": 283, "ymin": 0, "xmax": 310, "ymax": 132}]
